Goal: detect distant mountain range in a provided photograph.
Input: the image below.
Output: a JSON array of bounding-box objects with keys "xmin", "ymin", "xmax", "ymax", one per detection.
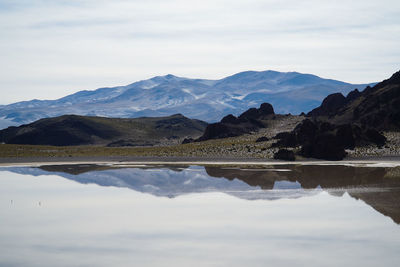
[{"xmin": 0, "ymin": 70, "xmax": 373, "ymax": 129}]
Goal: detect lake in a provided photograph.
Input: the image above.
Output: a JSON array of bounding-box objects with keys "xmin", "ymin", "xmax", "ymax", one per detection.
[{"xmin": 0, "ymin": 163, "xmax": 399, "ymax": 266}]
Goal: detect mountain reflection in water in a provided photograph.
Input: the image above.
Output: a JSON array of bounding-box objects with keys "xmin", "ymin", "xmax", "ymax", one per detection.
[{"xmin": 3, "ymin": 164, "xmax": 400, "ymax": 224}]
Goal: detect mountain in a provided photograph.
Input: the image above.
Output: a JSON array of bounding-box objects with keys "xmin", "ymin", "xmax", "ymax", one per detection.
[
  {"xmin": 0, "ymin": 70, "xmax": 372, "ymax": 129},
  {"xmin": 0, "ymin": 114, "xmax": 207, "ymax": 146}
]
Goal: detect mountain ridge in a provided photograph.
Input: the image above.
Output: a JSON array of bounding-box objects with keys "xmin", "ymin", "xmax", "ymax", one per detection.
[{"xmin": 0, "ymin": 70, "xmax": 373, "ymax": 129}]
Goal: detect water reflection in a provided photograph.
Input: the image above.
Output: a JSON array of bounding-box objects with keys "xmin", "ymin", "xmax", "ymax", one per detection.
[
  {"xmin": 206, "ymin": 165, "xmax": 400, "ymax": 224},
  {"xmin": 1, "ymin": 164, "xmax": 400, "ymax": 267},
  {"xmin": 3, "ymin": 164, "xmax": 400, "ymax": 224}
]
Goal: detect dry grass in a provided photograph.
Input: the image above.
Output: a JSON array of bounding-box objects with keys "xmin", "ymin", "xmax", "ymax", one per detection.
[
  {"xmin": 0, "ymin": 137, "xmax": 275, "ymax": 159},
  {"xmin": 3, "ymin": 115, "xmax": 397, "ymax": 160}
]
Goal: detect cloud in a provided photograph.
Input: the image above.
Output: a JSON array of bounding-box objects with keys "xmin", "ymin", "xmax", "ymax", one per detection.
[{"xmin": 0, "ymin": 0, "xmax": 399, "ymax": 104}]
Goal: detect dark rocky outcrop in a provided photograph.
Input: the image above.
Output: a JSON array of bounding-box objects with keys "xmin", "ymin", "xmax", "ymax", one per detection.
[
  {"xmin": 307, "ymin": 93, "xmax": 346, "ymax": 117},
  {"xmin": 271, "ymin": 132, "xmax": 297, "ymax": 147},
  {"xmin": 273, "ymin": 149, "xmax": 295, "ymax": 161},
  {"xmin": 238, "ymin": 103, "xmax": 274, "ymax": 120},
  {"xmin": 346, "ymin": 88, "xmax": 361, "ymax": 102},
  {"xmin": 196, "ymin": 103, "xmax": 275, "ymax": 141},
  {"xmin": 220, "ymin": 114, "xmax": 241, "ymax": 124},
  {"xmin": 182, "ymin": 138, "xmax": 194, "ymax": 144},
  {"xmin": 273, "ymin": 132, "xmax": 291, "ymax": 140},
  {"xmin": 255, "ymin": 136, "xmax": 269, "ymax": 142},
  {"xmin": 272, "ymin": 119, "xmax": 386, "ymax": 160},
  {"xmin": 365, "ymin": 129, "xmax": 386, "ymax": 148},
  {"xmin": 284, "ymin": 70, "xmax": 400, "ymax": 160},
  {"xmin": 300, "ymin": 132, "xmax": 347, "ymax": 161},
  {"xmin": 335, "ymin": 124, "xmax": 357, "ymax": 149},
  {"xmin": 197, "ymin": 122, "xmax": 255, "ymax": 141},
  {"xmin": 308, "ymin": 70, "xmax": 400, "ymax": 131},
  {"xmin": 307, "ymin": 89, "xmax": 362, "ymax": 118}
]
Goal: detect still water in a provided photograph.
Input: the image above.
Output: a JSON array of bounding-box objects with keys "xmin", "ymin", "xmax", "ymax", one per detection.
[{"xmin": 0, "ymin": 164, "xmax": 399, "ymax": 266}]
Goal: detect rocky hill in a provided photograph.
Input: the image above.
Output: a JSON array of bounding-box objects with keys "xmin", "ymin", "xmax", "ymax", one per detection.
[
  {"xmin": 272, "ymin": 70, "xmax": 400, "ymax": 160},
  {"xmin": 195, "ymin": 103, "xmax": 277, "ymax": 141},
  {"xmin": 308, "ymin": 70, "xmax": 400, "ymax": 130},
  {"xmin": 0, "ymin": 114, "xmax": 207, "ymax": 146}
]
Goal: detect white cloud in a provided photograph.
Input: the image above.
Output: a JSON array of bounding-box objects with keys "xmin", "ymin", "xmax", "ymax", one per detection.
[{"xmin": 0, "ymin": 0, "xmax": 399, "ymax": 103}]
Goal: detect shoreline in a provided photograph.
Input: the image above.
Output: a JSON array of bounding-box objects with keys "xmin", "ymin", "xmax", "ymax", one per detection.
[{"xmin": 1, "ymin": 155, "xmax": 400, "ymax": 168}]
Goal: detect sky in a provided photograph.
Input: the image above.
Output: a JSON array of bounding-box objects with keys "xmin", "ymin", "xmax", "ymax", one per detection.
[{"xmin": 0, "ymin": 0, "xmax": 399, "ymax": 104}]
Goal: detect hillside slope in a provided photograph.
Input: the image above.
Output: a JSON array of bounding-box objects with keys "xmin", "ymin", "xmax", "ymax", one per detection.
[{"xmin": 0, "ymin": 114, "xmax": 207, "ymax": 146}]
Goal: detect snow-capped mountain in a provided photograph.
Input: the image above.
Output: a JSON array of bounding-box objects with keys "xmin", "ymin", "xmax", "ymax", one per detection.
[{"xmin": 0, "ymin": 70, "xmax": 372, "ymax": 129}]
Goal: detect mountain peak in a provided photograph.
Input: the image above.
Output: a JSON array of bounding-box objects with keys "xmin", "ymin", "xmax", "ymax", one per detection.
[
  {"xmin": 149, "ymin": 74, "xmax": 183, "ymax": 83},
  {"xmin": 387, "ymin": 70, "xmax": 400, "ymax": 84}
]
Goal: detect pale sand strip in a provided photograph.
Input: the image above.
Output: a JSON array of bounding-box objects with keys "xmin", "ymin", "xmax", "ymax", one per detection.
[{"xmin": 1, "ymin": 158, "xmax": 400, "ymax": 168}]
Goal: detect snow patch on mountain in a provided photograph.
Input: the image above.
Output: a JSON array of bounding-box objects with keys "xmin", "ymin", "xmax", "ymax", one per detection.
[{"xmin": 182, "ymin": 88, "xmax": 206, "ymax": 100}]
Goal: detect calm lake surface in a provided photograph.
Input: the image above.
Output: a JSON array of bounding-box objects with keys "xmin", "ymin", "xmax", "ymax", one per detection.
[{"xmin": 1, "ymin": 163, "xmax": 399, "ymax": 266}]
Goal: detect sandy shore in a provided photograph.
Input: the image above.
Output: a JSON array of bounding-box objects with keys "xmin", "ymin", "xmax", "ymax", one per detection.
[{"xmin": 1, "ymin": 155, "xmax": 400, "ymax": 168}]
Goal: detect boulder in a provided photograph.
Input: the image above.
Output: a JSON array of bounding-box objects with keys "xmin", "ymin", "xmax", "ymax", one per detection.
[
  {"xmin": 271, "ymin": 132, "xmax": 297, "ymax": 148},
  {"xmin": 365, "ymin": 129, "xmax": 386, "ymax": 148},
  {"xmin": 255, "ymin": 136, "xmax": 269, "ymax": 142},
  {"xmin": 307, "ymin": 93, "xmax": 346, "ymax": 117},
  {"xmin": 274, "ymin": 149, "xmax": 295, "ymax": 161},
  {"xmin": 294, "ymin": 119, "xmax": 318, "ymax": 144},
  {"xmin": 336, "ymin": 124, "xmax": 356, "ymax": 149},
  {"xmin": 198, "ymin": 123, "xmax": 236, "ymax": 140},
  {"xmin": 301, "ymin": 133, "xmax": 346, "ymax": 161},
  {"xmin": 182, "ymin": 138, "xmax": 194, "ymax": 144},
  {"xmin": 273, "ymin": 132, "xmax": 291, "ymax": 139}
]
